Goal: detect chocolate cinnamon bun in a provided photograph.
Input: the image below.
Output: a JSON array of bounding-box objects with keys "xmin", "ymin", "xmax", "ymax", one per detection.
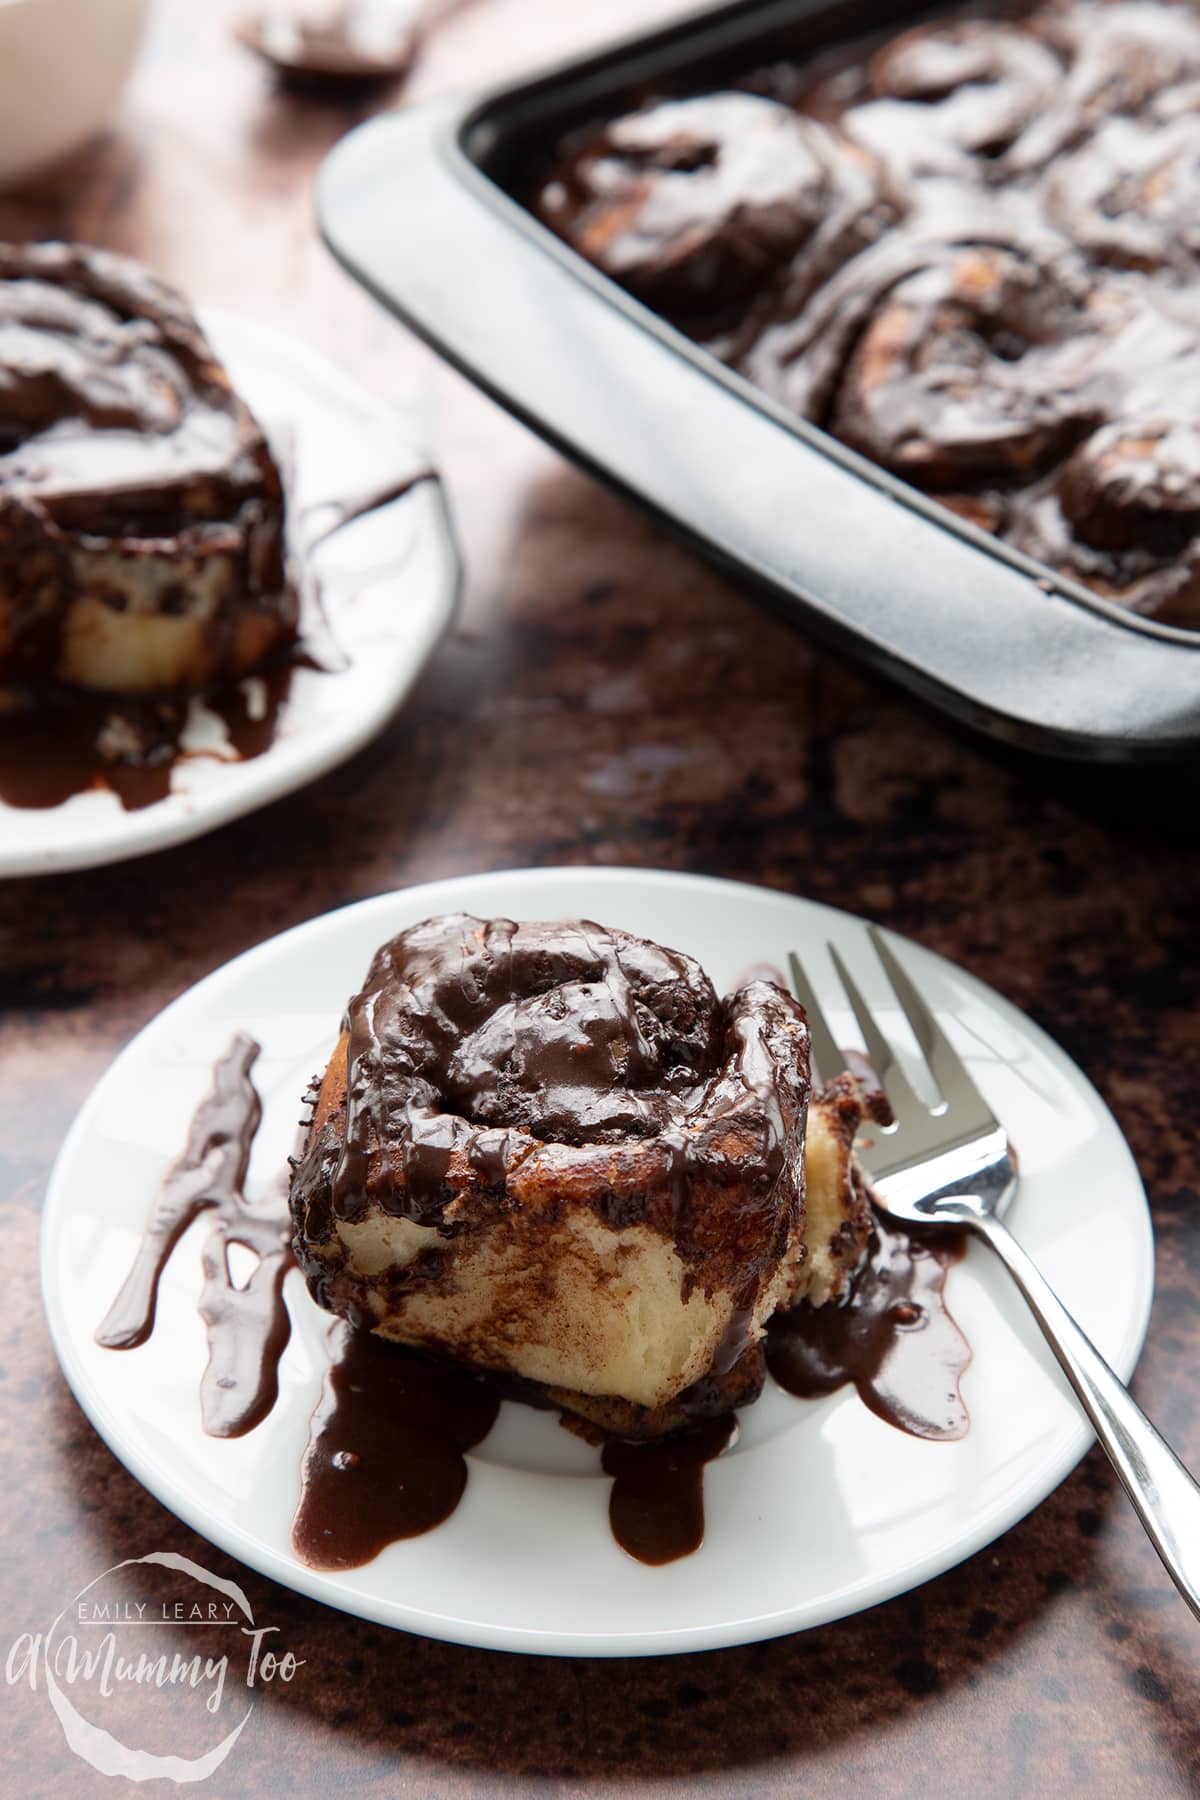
[
  {"xmin": 1004, "ymin": 0, "xmax": 1200, "ymax": 174},
  {"xmin": 536, "ymin": 94, "xmax": 891, "ymax": 333},
  {"xmin": 828, "ymin": 242, "xmax": 1103, "ymax": 485},
  {"xmin": 537, "ymin": 0, "xmax": 1200, "ymax": 631},
  {"xmin": 0, "ymin": 242, "xmax": 290, "ymax": 693},
  {"xmin": 741, "ymin": 219, "xmax": 1104, "ymax": 474},
  {"xmin": 289, "ymin": 914, "xmax": 873, "ymax": 1438},
  {"xmin": 1043, "ymin": 115, "xmax": 1200, "ymax": 275},
  {"xmin": 1010, "ymin": 416, "xmax": 1200, "ymax": 623},
  {"xmin": 865, "ymin": 20, "xmax": 1060, "ymax": 161}
]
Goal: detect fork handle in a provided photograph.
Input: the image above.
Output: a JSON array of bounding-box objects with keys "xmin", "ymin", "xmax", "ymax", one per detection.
[{"xmin": 964, "ymin": 1207, "xmax": 1200, "ymax": 1621}]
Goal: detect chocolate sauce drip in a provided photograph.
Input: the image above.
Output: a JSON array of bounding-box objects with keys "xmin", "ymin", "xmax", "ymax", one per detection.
[
  {"xmin": 766, "ymin": 1216, "xmax": 969, "ymax": 1440},
  {"xmin": 537, "ymin": 0, "xmax": 1200, "ymax": 627},
  {"xmin": 290, "ymin": 1328, "xmax": 500, "ymax": 1570},
  {"xmin": 96, "ymin": 1034, "xmax": 295, "ymax": 1439},
  {"xmin": 207, "ymin": 662, "xmax": 293, "ymax": 762},
  {"xmin": 0, "ymin": 695, "xmax": 178, "ymax": 811},
  {"xmin": 602, "ymin": 1414, "xmax": 738, "ymax": 1564},
  {"xmin": 297, "ymin": 468, "xmax": 435, "ymax": 552}
]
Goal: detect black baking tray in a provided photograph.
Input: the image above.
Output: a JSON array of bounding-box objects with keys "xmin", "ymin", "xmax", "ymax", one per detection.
[{"xmin": 317, "ymin": 0, "xmax": 1200, "ymax": 761}]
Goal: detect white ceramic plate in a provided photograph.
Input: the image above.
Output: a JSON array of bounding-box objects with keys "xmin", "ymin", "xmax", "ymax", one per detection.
[
  {"xmin": 41, "ymin": 868, "xmax": 1154, "ymax": 1656},
  {"xmin": 0, "ymin": 311, "xmax": 459, "ymax": 878}
]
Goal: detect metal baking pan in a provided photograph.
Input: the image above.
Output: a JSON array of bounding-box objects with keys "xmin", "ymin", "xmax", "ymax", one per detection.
[{"xmin": 317, "ymin": 0, "xmax": 1200, "ymax": 761}]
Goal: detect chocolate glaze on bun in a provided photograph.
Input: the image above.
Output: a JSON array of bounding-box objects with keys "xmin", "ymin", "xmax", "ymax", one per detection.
[
  {"xmin": 0, "ymin": 241, "xmax": 290, "ymax": 693},
  {"xmin": 289, "ymin": 913, "xmax": 827, "ymax": 1437},
  {"xmin": 536, "ymin": 0, "xmax": 1200, "ymax": 628},
  {"xmin": 536, "ymin": 93, "xmax": 895, "ymax": 343}
]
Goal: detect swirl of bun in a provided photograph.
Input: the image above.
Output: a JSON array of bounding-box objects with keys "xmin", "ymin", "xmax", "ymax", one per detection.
[
  {"xmin": 1005, "ymin": 1, "xmax": 1200, "ymax": 174},
  {"xmin": 747, "ymin": 230, "xmax": 1101, "ymax": 485},
  {"xmin": 289, "ymin": 913, "xmax": 815, "ymax": 1433},
  {"xmin": 0, "ymin": 241, "xmax": 290, "ymax": 694},
  {"xmin": 535, "ymin": 94, "xmax": 890, "ymax": 328},
  {"xmin": 1009, "ymin": 415, "xmax": 1200, "ymax": 624},
  {"xmin": 1043, "ymin": 115, "xmax": 1200, "ymax": 275},
  {"xmin": 865, "ymin": 21, "xmax": 1060, "ymax": 160},
  {"xmin": 830, "ymin": 244, "xmax": 1102, "ymax": 483}
]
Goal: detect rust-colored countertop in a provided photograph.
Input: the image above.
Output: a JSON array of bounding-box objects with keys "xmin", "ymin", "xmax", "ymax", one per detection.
[{"xmin": 3, "ymin": 3, "xmax": 1200, "ymax": 1795}]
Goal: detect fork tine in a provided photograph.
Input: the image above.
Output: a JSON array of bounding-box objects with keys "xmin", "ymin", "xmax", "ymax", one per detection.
[
  {"xmin": 868, "ymin": 926, "xmax": 998, "ymax": 1132},
  {"xmin": 827, "ymin": 942, "xmax": 926, "ymax": 1126},
  {"xmin": 787, "ymin": 951, "xmax": 848, "ymax": 1087}
]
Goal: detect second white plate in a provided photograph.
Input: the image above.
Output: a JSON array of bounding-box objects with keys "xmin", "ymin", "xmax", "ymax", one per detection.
[
  {"xmin": 41, "ymin": 867, "xmax": 1154, "ymax": 1655},
  {"xmin": 0, "ymin": 310, "xmax": 459, "ymax": 878}
]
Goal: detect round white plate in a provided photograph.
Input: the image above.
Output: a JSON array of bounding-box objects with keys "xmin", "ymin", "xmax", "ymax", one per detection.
[
  {"xmin": 41, "ymin": 868, "xmax": 1154, "ymax": 1656},
  {"xmin": 0, "ymin": 311, "xmax": 459, "ymax": 878}
]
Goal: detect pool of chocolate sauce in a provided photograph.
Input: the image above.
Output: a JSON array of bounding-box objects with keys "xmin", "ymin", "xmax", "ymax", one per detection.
[
  {"xmin": 291, "ymin": 1326, "xmax": 501, "ymax": 1571},
  {"xmin": 98, "ymin": 1035, "xmax": 974, "ymax": 1569},
  {"xmin": 0, "ymin": 664, "xmax": 299, "ymax": 814}
]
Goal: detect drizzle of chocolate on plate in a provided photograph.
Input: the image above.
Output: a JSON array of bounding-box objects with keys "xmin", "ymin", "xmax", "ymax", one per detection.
[
  {"xmin": 767, "ymin": 1214, "xmax": 970, "ymax": 1440},
  {"xmin": 95, "ymin": 1033, "xmax": 295, "ymax": 1438}
]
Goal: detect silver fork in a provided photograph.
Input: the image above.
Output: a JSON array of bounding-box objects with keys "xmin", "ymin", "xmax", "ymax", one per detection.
[{"xmin": 790, "ymin": 926, "xmax": 1200, "ymax": 1623}]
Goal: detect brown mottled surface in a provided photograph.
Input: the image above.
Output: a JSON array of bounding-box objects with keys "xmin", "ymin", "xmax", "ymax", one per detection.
[{"xmin": 2, "ymin": 2, "xmax": 1200, "ymax": 1795}]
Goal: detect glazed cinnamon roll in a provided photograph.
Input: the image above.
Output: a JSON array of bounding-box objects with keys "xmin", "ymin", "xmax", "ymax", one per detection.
[
  {"xmin": 0, "ymin": 242, "xmax": 290, "ymax": 693},
  {"xmin": 864, "ymin": 20, "xmax": 1060, "ymax": 161},
  {"xmin": 289, "ymin": 914, "xmax": 873, "ymax": 1438},
  {"xmin": 1043, "ymin": 115, "xmax": 1200, "ymax": 275},
  {"xmin": 536, "ymin": 94, "xmax": 891, "ymax": 331},
  {"xmin": 1004, "ymin": 0, "xmax": 1200, "ymax": 173},
  {"xmin": 743, "ymin": 224, "xmax": 1102, "ymax": 482},
  {"xmin": 1010, "ymin": 416, "xmax": 1200, "ymax": 624},
  {"xmin": 537, "ymin": 0, "xmax": 1200, "ymax": 630},
  {"xmin": 827, "ymin": 242, "xmax": 1105, "ymax": 485}
]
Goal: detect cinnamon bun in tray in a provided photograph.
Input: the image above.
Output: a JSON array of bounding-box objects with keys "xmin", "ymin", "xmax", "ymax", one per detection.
[
  {"xmin": 536, "ymin": 0, "xmax": 1200, "ymax": 630},
  {"xmin": 317, "ymin": 0, "xmax": 1200, "ymax": 759}
]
